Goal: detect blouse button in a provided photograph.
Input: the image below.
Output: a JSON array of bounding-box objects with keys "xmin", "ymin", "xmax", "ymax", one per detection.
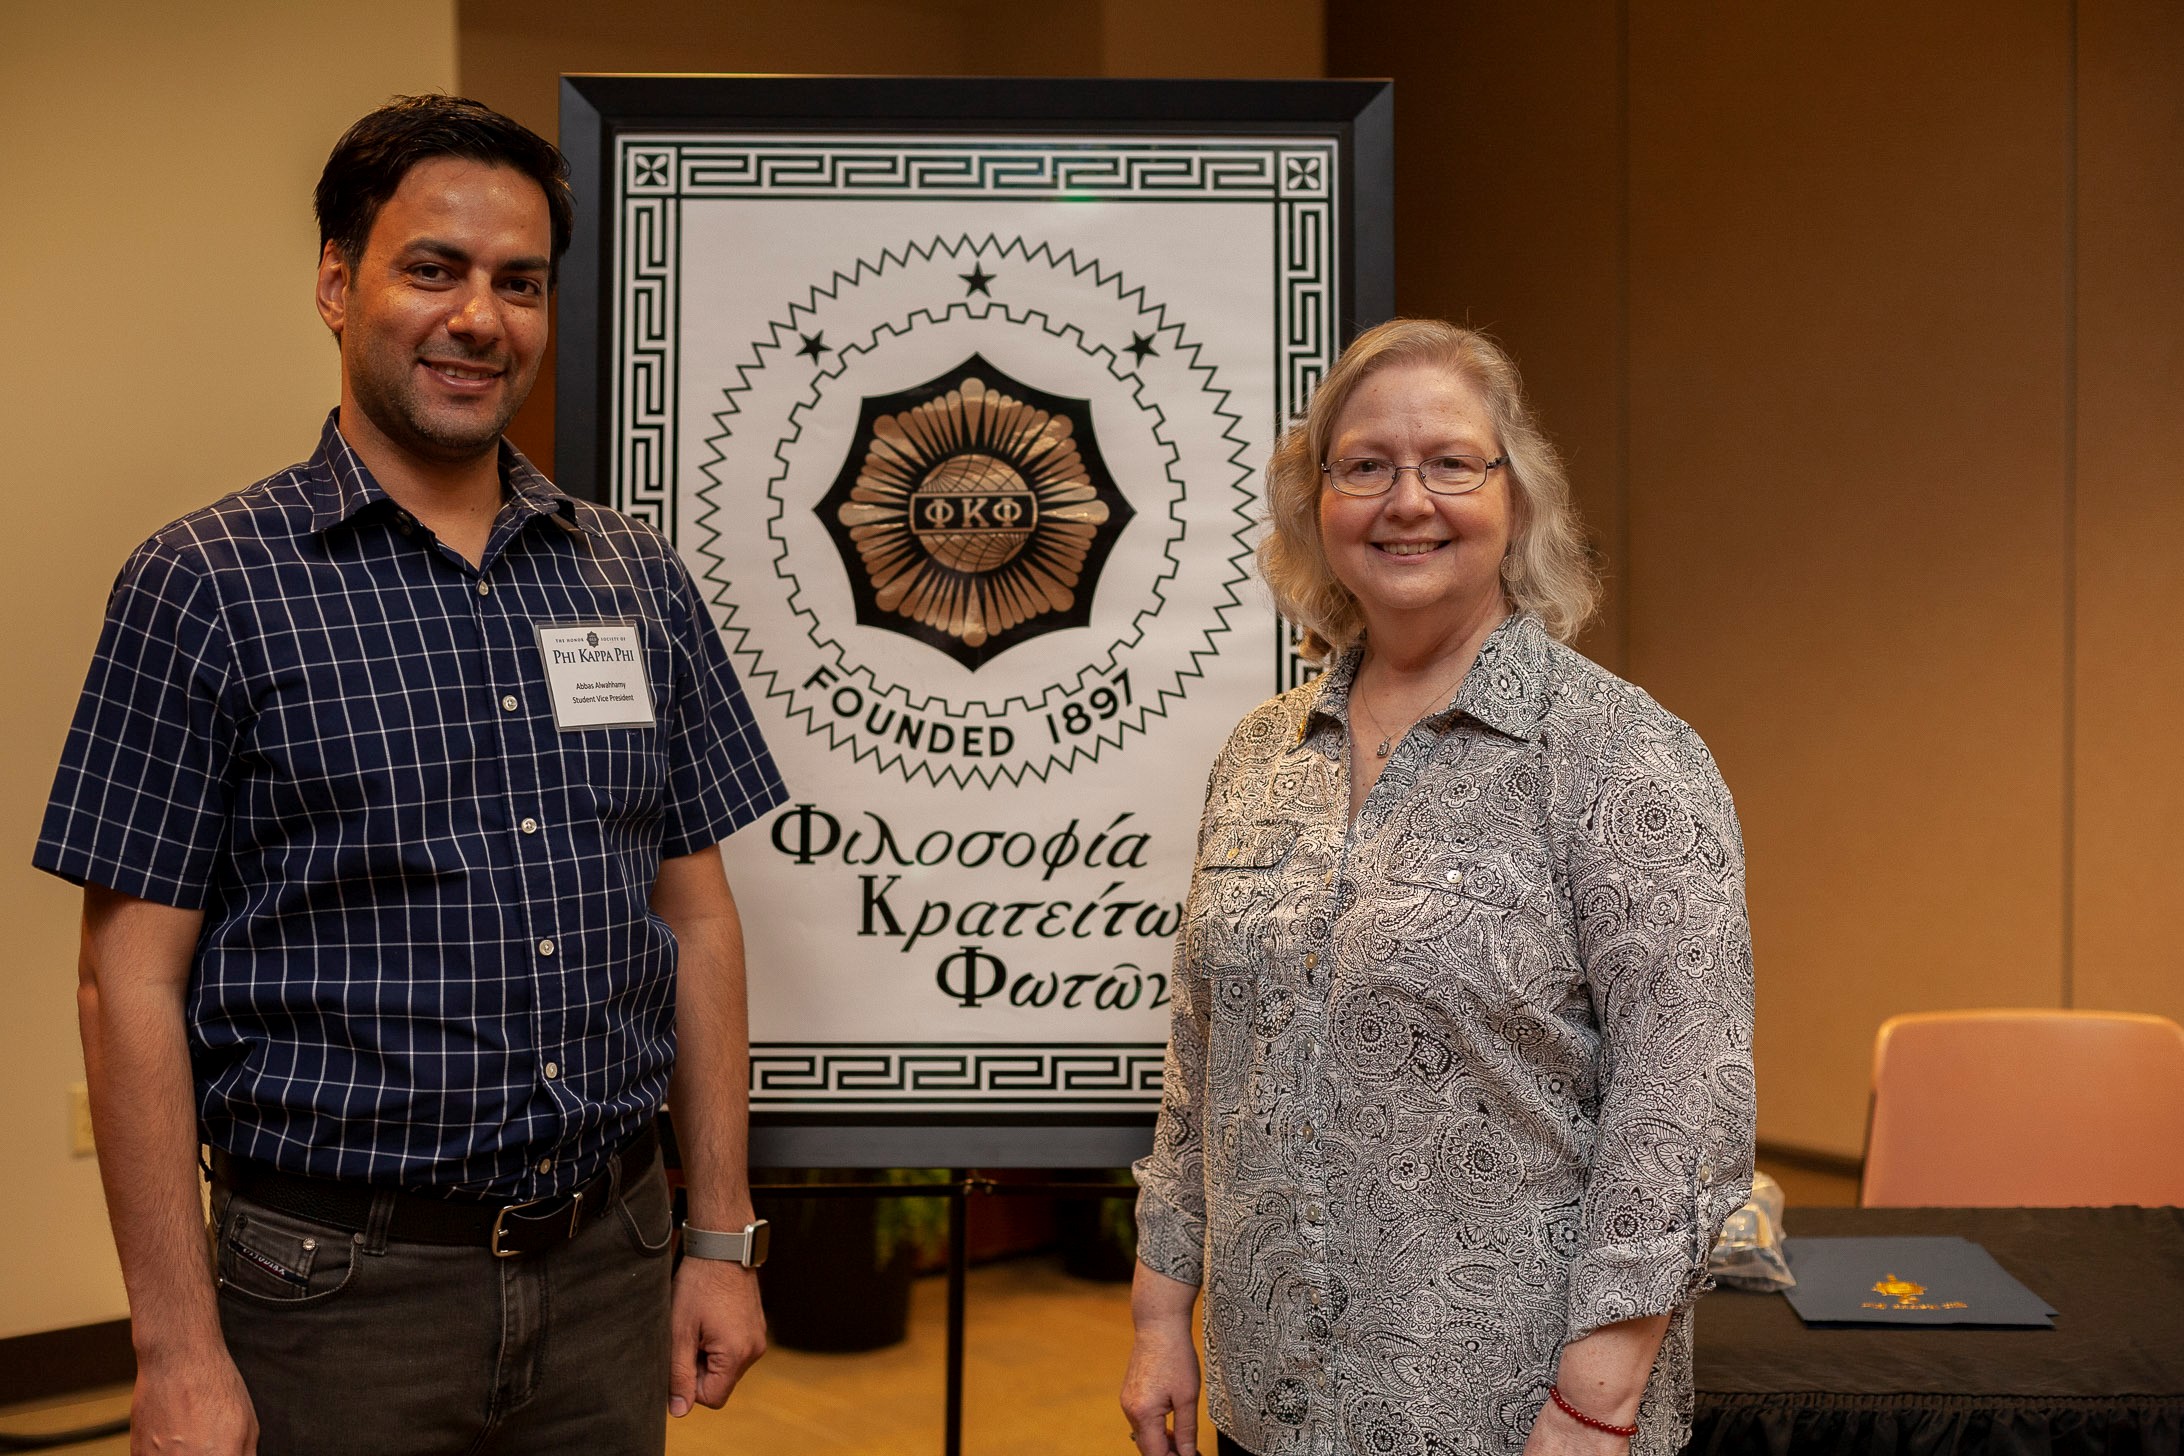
[
  {"xmin": 1303, "ymin": 952, "xmax": 1318, "ymax": 970},
  {"xmin": 1445, "ymin": 869, "xmax": 1464, "ymax": 886}
]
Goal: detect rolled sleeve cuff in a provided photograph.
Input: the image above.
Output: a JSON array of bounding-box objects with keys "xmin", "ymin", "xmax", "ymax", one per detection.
[
  {"xmin": 1131, "ymin": 1162, "xmax": 1205, "ymax": 1286},
  {"xmin": 1565, "ymin": 1173, "xmax": 1752, "ymax": 1344}
]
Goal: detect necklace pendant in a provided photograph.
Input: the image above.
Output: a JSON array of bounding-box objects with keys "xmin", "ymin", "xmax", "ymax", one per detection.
[{"xmin": 1375, "ymin": 739, "xmax": 1391, "ymax": 758}]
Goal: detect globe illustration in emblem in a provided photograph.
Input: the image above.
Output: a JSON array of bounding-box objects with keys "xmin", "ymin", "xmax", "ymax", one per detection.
[{"xmin": 907, "ymin": 454, "xmax": 1039, "ymax": 573}]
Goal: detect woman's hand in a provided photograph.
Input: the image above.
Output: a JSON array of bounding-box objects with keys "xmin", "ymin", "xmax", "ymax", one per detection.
[
  {"xmin": 1521, "ymin": 1312, "xmax": 1669, "ymax": 1455},
  {"xmin": 1519, "ymin": 1403, "xmax": 1629, "ymax": 1455},
  {"xmin": 1120, "ymin": 1262, "xmax": 1203, "ymax": 1456}
]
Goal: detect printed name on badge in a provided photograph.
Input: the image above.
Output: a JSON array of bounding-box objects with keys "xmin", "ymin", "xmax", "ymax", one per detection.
[{"xmin": 536, "ymin": 623, "xmax": 656, "ymax": 730}]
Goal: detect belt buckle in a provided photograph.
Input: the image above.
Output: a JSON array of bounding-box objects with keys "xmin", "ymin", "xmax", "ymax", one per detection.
[{"xmin": 490, "ymin": 1190, "xmax": 585, "ymax": 1259}]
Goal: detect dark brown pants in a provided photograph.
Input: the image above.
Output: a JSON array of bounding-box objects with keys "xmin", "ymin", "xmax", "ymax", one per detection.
[{"xmin": 212, "ymin": 1149, "xmax": 674, "ymax": 1456}]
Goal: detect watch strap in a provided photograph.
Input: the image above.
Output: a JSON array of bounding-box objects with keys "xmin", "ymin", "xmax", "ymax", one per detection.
[{"xmin": 681, "ymin": 1220, "xmax": 770, "ymax": 1267}]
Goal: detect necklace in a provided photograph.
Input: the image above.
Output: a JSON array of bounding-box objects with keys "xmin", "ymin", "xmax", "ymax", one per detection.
[{"xmin": 1353, "ymin": 654, "xmax": 1472, "ymax": 759}]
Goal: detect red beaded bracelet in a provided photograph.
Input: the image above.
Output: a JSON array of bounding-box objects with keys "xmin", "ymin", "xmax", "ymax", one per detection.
[{"xmin": 1548, "ymin": 1384, "xmax": 1639, "ymax": 1440}]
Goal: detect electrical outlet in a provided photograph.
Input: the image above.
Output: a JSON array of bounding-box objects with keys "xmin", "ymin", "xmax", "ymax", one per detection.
[{"xmin": 69, "ymin": 1082, "xmax": 95, "ymax": 1157}]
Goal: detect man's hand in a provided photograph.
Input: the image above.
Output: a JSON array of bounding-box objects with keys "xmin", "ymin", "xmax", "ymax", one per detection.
[
  {"xmin": 130, "ymin": 1341, "xmax": 258, "ymax": 1455},
  {"xmin": 666, "ymin": 1256, "xmax": 766, "ymax": 1416}
]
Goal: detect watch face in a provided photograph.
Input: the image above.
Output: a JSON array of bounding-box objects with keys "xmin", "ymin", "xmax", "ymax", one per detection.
[{"xmin": 747, "ymin": 1219, "xmax": 772, "ymax": 1268}]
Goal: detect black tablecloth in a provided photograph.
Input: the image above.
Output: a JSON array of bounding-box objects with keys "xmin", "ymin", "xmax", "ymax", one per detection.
[{"xmin": 1690, "ymin": 1206, "xmax": 2184, "ymax": 1454}]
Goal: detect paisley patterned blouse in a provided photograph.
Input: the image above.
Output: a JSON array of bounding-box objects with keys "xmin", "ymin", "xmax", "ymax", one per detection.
[{"xmin": 1134, "ymin": 613, "xmax": 1756, "ymax": 1456}]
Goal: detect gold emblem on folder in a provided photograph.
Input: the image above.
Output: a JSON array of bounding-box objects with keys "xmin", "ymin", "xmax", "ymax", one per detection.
[{"xmin": 1863, "ymin": 1272, "xmax": 1969, "ymax": 1312}]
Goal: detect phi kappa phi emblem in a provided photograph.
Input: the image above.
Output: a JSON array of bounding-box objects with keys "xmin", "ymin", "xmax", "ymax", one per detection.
[{"xmin": 815, "ymin": 356, "xmax": 1134, "ymax": 671}]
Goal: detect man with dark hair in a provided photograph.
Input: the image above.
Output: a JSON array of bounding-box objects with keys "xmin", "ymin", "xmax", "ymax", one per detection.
[{"xmin": 38, "ymin": 95, "xmax": 784, "ymax": 1454}]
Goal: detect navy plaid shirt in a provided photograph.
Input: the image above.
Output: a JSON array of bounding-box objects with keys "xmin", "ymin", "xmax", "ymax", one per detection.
[{"xmin": 37, "ymin": 413, "xmax": 786, "ymax": 1199}]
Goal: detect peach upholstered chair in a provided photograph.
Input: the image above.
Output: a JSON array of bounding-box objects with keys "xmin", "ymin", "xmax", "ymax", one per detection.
[{"xmin": 1860, "ymin": 1009, "xmax": 2184, "ymax": 1207}]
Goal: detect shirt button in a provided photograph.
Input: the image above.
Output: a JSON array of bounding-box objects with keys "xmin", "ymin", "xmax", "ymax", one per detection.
[
  {"xmin": 544, "ymin": 1061, "xmax": 560, "ymax": 1080},
  {"xmin": 477, "ymin": 581, "xmax": 491, "ymax": 597},
  {"xmin": 501, "ymin": 694, "xmax": 519, "ymax": 712},
  {"xmin": 538, "ymin": 938, "xmax": 556, "ymax": 957},
  {"xmin": 537, "ymin": 1158, "xmax": 553, "ymax": 1175},
  {"xmin": 520, "ymin": 817, "xmax": 539, "ymax": 835}
]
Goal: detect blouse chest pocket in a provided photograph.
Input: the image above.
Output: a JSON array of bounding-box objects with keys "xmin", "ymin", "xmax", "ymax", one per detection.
[
  {"xmin": 1384, "ymin": 829, "xmax": 1529, "ymax": 905},
  {"xmin": 1386, "ymin": 849, "xmax": 1527, "ymax": 909},
  {"xmin": 1199, "ymin": 823, "xmax": 1295, "ymax": 872},
  {"xmin": 1187, "ymin": 822, "xmax": 1297, "ymax": 973}
]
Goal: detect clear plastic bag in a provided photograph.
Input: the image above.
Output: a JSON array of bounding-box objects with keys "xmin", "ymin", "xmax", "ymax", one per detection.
[{"xmin": 1708, "ymin": 1170, "xmax": 1796, "ymax": 1292}]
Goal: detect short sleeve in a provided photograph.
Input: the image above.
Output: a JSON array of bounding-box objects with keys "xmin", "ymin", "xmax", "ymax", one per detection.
[
  {"xmin": 655, "ymin": 551, "xmax": 788, "ymax": 857},
  {"xmin": 35, "ymin": 542, "xmax": 238, "ymax": 908},
  {"xmin": 1559, "ymin": 720, "xmax": 1757, "ymax": 1344}
]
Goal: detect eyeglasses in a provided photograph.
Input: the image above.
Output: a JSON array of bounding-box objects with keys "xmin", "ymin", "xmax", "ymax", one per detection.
[{"xmin": 1321, "ymin": 455, "xmax": 1508, "ymax": 497}]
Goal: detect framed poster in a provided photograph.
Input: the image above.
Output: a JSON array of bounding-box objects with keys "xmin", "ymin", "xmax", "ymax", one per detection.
[{"xmin": 558, "ymin": 77, "xmax": 1391, "ymax": 1166}]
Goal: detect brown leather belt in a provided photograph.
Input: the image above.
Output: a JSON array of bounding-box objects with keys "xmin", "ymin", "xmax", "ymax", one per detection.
[{"xmin": 209, "ymin": 1119, "xmax": 657, "ymax": 1258}]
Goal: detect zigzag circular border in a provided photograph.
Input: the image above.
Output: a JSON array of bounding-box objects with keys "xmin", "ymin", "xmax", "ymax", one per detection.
[
  {"xmin": 778, "ymin": 301, "xmax": 1183, "ymax": 716},
  {"xmin": 696, "ymin": 235, "xmax": 1260, "ymax": 789}
]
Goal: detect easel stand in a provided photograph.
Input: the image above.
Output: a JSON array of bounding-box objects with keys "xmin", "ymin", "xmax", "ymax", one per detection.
[{"xmin": 747, "ymin": 1173, "xmax": 1140, "ymax": 1456}]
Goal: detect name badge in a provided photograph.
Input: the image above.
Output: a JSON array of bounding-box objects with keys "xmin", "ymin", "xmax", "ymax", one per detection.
[{"xmin": 536, "ymin": 623, "xmax": 655, "ymax": 730}]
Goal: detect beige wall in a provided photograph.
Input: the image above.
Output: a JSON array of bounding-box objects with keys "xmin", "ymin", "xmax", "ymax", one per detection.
[
  {"xmin": 1333, "ymin": 0, "xmax": 2184, "ymax": 1156},
  {"xmin": 2073, "ymin": 4, "xmax": 2184, "ymax": 1024},
  {"xmin": 0, "ymin": 0, "xmax": 456, "ymax": 1341}
]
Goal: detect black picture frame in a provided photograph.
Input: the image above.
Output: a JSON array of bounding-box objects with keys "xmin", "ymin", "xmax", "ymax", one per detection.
[{"xmin": 556, "ymin": 75, "xmax": 1392, "ymax": 1169}]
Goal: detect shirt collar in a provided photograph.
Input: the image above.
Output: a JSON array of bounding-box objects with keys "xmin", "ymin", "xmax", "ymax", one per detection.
[
  {"xmin": 303, "ymin": 409, "xmax": 584, "ymax": 537},
  {"xmin": 1303, "ymin": 612, "xmax": 1554, "ymax": 748}
]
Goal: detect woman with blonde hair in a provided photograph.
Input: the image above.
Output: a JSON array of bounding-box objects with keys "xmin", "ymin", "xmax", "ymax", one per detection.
[{"xmin": 1123, "ymin": 319, "xmax": 1755, "ymax": 1456}]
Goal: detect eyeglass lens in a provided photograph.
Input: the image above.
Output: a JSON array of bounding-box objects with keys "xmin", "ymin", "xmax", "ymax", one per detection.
[{"xmin": 1326, "ymin": 457, "xmax": 1490, "ymax": 494}]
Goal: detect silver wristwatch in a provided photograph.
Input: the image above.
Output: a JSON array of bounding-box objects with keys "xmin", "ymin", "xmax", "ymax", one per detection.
[{"xmin": 680, "ymin": 1219, "xmax": 771, "ymax": 1267}]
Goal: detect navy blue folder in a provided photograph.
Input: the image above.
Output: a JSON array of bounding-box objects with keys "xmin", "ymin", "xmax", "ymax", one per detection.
[{"xmin": 1781, "ymin": 1236, "xmax": 2057, "ymax": 1327}]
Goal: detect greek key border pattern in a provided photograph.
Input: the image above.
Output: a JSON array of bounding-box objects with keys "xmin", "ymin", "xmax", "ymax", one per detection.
[
  {"xmin": 624, "ymin": 139, "xmax": 1334, "ymax": 200},
  {"xmin": 749, "ymin": 1045, "xmax": 1166, "ymax": 1105},
  {"xmin": 610, "ymin": 134, "xmax": 1340, "ymax": 559},
  {"xmin": 615, "ymin": 194, "xmax": 678, "ymax": 536},
  {"xmin": 1277, "ymin": 189, "xmax": 1334, "ymax": 693}
]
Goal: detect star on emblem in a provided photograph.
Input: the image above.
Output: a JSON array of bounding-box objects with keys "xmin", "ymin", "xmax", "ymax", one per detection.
[
  {"xmin": 1125, "ymin": 332, "xmax": 1159, "ymax": 364},
  {"xmin": 959, "ymin": 263, "xmax": 995, "ymax": 297},
  {"xmin": 797, "ymin": 331, "xmax": 831, "ymax": 361}
]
